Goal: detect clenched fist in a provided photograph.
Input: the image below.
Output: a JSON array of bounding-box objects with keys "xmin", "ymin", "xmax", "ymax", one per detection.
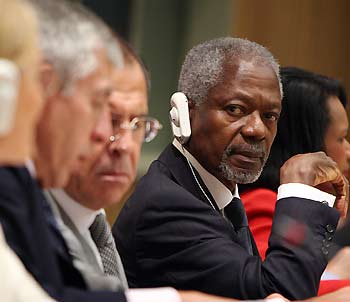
[{"xmin": 280, "ymin": 152, "xmax": 349, "ymax": 218}]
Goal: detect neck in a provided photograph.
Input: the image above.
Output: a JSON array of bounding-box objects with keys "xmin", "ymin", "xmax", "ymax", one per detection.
[
  {"xmin": 0, "ymin": 135, "xmax": 31, "ymax": 166},
  {"xmin": 34, "ymin": 158, "xmax": 55, "ymax": 188}
]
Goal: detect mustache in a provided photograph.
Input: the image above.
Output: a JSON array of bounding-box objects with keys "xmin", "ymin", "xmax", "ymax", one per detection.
[{"xmin": 224, "ymin": 143, "xmax": 266, "ymax": 158}]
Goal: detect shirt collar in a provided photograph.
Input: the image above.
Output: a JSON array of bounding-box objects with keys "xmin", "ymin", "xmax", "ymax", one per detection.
[
  {"xmin": 172, "ymin": 139, "xmax": 239, "ymax": 210},
  {"xmin": 25, "ymin": 159, "xmax": 36, "ymax": 179},
  {"xmin": 49, "ymin": 188, "xmax": 104, "ymax": 235}
]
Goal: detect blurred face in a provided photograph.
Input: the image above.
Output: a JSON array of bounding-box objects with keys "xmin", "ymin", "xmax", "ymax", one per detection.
[
  {"xmin": 65, "ymin": 62, "xmax": 148, "ymax": 210},
  {"xmin": 0, "ymin": 50, "xmax": 43, "ymax": 164},
  {"xmin": 187, "ymin": 60, "xmax": 281, "ymax": 191},
  {"xmin": 35, "ymin": 49, "xmax": 112, "ymax": 188},
  {"xmin": 16, "ymin": 59, "xmax": 44, "ymax": 155},
  {"xmin": 324, "ymin": 96, "xmax": 350, "ymax": 176}
]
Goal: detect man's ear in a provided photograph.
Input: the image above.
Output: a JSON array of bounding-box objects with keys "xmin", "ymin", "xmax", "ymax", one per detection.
[
  {"xmin": 188, "ymin": 99, "xmax": 196, "ymax": 119},
  {"xmin": 39, "ymin": 61, "xmax": 61, "ymax": 98}
]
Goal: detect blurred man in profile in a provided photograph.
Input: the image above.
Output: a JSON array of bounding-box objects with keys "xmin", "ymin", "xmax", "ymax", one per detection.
[
  {"xmin": 45, "ymin": 38, "xmax": 162, "ymax": 292},
  {"xmin": 0, "ymin": 0, "xmax": 55, "ymax": 301}
]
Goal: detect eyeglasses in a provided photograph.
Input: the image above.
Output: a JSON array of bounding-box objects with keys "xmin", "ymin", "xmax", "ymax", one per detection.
[{"xmin": 109, "ymin": 115, "xmax": 163, "ymax": 143}]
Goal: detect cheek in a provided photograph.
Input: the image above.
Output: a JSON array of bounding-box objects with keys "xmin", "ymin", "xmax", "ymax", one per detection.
[
  {"xmin": 72, "ymin": 94, "xmax": 95, "ymax": 122},
  {"xmin": 265, "ymin": 132, "xmax": 277, "ymax": 154},
  {"xmin": 325, "ymin": 141, "xmax": 345, "ymax": 164},
  {"xmin": 131, "ymin": 146, "xmax": 142, "ymax": 172}
]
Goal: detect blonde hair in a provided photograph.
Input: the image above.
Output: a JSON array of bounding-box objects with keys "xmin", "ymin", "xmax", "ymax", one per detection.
[{"xmin": 0, "ymin": 0, "xmax": 39, "ymax": 69}]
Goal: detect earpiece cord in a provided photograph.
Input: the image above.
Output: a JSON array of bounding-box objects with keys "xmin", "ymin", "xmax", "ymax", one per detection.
[{"xmin": 181, "ymin": 145, "xmax": 217, "ymax": 212}]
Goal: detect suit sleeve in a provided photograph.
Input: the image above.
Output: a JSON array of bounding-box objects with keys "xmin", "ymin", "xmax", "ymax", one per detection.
[{"xmin": 130, "ymin": 187, "xmax": 339, "ymax": 300}]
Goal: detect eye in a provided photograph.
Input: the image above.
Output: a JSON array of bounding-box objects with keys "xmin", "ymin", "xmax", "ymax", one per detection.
[
  {"xmin": 132, "ymin": 120, "xmax": 143, "ymax": 131},
  {"xmin": 225, "ymin": 104, "xmax": 245, "ymax": 116},
  {"xmin": 111, "ymin": 114, "xmax": 122, "ymax": 128},
  {"xmin": 337, "ymin": 136, "xmax": 347, "ymax": 143},
  {"xmin": 263, "ymin": 112, "xmax": 280, "ymax": 122}
]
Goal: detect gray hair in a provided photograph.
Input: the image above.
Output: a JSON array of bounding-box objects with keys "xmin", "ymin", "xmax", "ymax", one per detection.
[
  {"xmin": 178, "ymin": 37, "xmax": 282, "ymax": 105},
  {"xmin": 27, "ymin": 0, "xmax": 123, "ymax": 92}
]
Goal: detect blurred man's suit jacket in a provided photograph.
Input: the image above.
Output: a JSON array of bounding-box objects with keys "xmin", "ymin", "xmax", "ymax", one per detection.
[
  {"xmin": 0, "ymin": 166, "xmax": 126, "ymax": 302},
  {"xmin": 44, "ymin": 189, "xmax": 124, "ymax": 291}
]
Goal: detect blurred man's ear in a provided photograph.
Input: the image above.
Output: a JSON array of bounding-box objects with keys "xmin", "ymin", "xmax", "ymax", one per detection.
[{"xmin": 39, "ymin": 61, "xmax": 61, "ymax": 98}]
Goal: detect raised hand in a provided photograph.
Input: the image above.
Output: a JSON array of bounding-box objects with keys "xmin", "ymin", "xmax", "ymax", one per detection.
[{"xmin": 280, "ymin": 152, "xmax": 349, "ymax": 217}]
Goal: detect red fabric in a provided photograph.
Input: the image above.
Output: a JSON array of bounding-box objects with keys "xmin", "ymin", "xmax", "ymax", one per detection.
[
  {"xmin": 318, "ymin": 280, "xmax": 350, "ymax": 295},
  {"xmin": 241, "ymin": 188, "xmax": 350, "ymax": 295},
  {"xmin": 241, "ymin": 188, "xmax": 276, "ymax": 260}
]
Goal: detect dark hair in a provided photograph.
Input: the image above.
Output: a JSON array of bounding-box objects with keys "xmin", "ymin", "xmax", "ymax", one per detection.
[
  {"xmin": 240, "ymin": 66, "xmax": 348, "ymax": 193},
  {"xmin": 114, "ymin": 34, "xmax": 151, "ymax": 94}
]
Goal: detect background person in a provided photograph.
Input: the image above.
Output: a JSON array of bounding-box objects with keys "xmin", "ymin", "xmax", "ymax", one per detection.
[{"xmin": 45, "ymin": 37, "xmax": 160, "ymax": 291}]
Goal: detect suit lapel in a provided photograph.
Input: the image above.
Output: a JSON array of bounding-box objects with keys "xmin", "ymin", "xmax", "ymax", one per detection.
[
  {"xmin": 158, "ymin": 144, "xmax": 219, "ymax": 211},
  {"xmin": 158, "ymin": 145, "xmax": 259, "ymax": 256},
  {"xmin": 44, "ymin": 191, "xmax": 103, "ymax": 272}
]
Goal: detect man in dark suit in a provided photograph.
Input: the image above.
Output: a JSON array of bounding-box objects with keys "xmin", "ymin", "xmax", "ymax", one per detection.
[{"xmin": 114, "ymin": 37, "xmax": 349, "ymax": 301}]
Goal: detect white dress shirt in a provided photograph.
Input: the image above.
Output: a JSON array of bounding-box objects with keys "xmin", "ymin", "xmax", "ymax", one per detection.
[{"xmin": 49, "ymin": 189, "xmax": 105, "ymax": 270}]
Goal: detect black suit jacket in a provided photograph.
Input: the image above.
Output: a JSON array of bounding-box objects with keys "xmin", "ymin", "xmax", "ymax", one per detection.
[
  {"xmin": 0, "ymin": 166, "xmax": 126, "ymax": 302},
  {"xmin": 114, "ymin": 144, "xmax": 339, "ymax": 300}
]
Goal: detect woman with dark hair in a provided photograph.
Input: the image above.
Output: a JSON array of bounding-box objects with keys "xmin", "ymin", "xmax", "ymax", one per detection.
[
  {"xmin": 240, "ymin": 66, "xmax": 350, "ymax": 295},
  {"xmin": 244, "ymin": 67, "xmax": 348, "ymax": 192}
]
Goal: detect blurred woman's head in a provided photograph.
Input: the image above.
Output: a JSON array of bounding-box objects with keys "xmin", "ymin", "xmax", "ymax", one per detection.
[
  {"xmin": 241, "ymin": 66, "xmax": 349, "ymax": 192},
  {"xmin": 0, "ymin": 0, "xmax": 43, "ymax": 164}
]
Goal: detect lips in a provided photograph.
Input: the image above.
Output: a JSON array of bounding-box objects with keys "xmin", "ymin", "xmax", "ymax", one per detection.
[
  {"xmin": 225, "ymin": 149, "xmax": 265, "ymax": 169},
  {"xmin": 97, "ymin": 171, "xmax": 130, "ymax": 183},
  {"xmin": 237, "ymin": 150, "xmax": 264, "ymax": 159},
  {"xmin": 231, "ymin": 153, "xmax": 263, "ymax": 165}
]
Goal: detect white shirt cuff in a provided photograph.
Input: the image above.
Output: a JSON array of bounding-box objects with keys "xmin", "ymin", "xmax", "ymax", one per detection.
[
  {"xmin": 277, "ymin": 183, "xmax": 335, "ymax": 207},
  {"xmin": 126, "ymin": 287, "xmax": 181, "ymax": 302},
  {"xmin": 321, "ymin": 270, "xmax": 341, "ymax": 280}
]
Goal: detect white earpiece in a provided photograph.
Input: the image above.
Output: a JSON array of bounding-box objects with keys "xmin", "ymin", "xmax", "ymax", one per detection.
[
  {"xmin": 169, "ymin": 92, "xmax": 191, "ymax": 144},
  {"xmin": 0, "ymin": 59, "xmax": 19, "ymax": 136}
]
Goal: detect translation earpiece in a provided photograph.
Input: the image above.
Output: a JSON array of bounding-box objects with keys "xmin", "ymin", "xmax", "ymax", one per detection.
[
  {"xmin": 0, "ymin": 59, "xmax": 19, "ymax": 136},
  {"xmin": 169, "ymin": 92, "xmax": 191, "ymax": 144}
]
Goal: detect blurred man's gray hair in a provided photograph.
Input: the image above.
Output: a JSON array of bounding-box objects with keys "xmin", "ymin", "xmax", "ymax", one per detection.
[
  {"xmin": 178, "ymin": 37, "xmax": 282, "ymax": 105},
  {"xmin": 28, "ymin": 0, "xmax": 123, "ymax": 93}
]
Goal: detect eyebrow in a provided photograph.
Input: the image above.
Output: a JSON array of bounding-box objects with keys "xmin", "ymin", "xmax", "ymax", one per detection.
[{"xmin": 228, "ymin": 92, "xmax": 282, "ymax": 110}]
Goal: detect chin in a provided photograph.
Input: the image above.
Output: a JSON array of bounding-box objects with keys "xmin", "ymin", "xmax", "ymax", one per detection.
[
  {"xmin": 48, "ymin": 170, "xmax": 70, "ymax": 189},
  {"xmin": 220, "ymin": 163, "xmax": 262, "ymax": 184},
  {"xmin": 100, "ymin": 193, "xmax": 124, "ymax": 208}
]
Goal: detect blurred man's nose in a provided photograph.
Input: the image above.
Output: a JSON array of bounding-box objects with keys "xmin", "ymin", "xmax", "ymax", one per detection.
[
  {"xmin": 91, "ymin": 108, "xmax": 113, "ymax": 144},
  {"xmin": 108, "ymin": 128, "xmax": 134, "ymax": 154}
]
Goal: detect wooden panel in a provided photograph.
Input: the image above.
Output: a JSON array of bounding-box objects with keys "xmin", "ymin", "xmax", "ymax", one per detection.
[{"xmin": 232, "ymin": 0, "xmax": 350, "ymax": 94}]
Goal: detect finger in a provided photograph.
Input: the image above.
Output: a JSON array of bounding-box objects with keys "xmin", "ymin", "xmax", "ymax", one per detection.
[
  {"xmin": 314, "ymin": 166, "xmax": 346, "ymax": 197},
  {"xmin": 333, "ymin": 176, "xmax": 349, "ymax": 218}
]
